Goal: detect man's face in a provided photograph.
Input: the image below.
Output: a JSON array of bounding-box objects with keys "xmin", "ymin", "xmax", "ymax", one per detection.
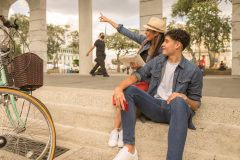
[
  {"xmin": 100, "ymin": 33, "xmax": 105, "ymax": 39},
  {"xmin": 161, "ymin": 36, "xmax": 181, "ymax": 56}
]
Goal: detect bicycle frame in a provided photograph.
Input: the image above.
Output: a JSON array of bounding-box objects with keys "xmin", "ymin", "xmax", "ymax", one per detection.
[
  {"xmin": 0, "ymin": 21, "xmax": 55, "ymax": 160},
  {"xmin": 0, "ymin": 26, "xmax": 25, "ymax": 129}
]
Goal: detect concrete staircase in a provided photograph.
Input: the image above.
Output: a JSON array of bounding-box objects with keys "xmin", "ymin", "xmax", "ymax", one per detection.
[{"xmin": 33, "ymin": 86, "xmax": 240, "ymax": 160}]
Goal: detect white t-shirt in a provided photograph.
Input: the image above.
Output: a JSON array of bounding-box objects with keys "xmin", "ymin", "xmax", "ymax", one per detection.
[{"xmin": 155, "ymin": 61, "xmax": 179, "ymax": 100}]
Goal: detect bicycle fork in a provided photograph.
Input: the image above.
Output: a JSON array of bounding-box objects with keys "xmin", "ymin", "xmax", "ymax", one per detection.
[
  {"xmin": 1, "ymin": 94, "xmax": 26, "ymax": 132},
  {"xmin": 0, "ymin": 62, "xmax": 26, "ymax": 132}
]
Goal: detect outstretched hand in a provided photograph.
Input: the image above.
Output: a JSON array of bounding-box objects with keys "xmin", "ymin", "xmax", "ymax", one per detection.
[
  {"xmin": 99, "ymin": 12, "xmax": 118, "ymax": 29},
  {"xmin": 99, "ymin": 12, "xmax": 109, "ymax": 23}
]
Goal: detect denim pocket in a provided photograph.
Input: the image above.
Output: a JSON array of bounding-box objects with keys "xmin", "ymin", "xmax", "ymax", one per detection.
[
  {"xmin": 176, "ymin": 79, "xmax": 190, "ymax": 92},
  {"xmin": 150, "ymin": 71, "xmax": 160, "ymax": 88},
  {"xmin": 151, "ymin": 70, "xmax": 160, "ymax": 78}
]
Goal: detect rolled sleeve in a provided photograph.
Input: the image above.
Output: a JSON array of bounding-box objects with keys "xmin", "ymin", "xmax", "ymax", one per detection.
[
  {"xmin": 131, "ymin": 71, "xmax": 142, "ymax": 82},
  {"xmin": 187, "ymin": 68, "xmax": 203, "ymax": 102},
  {"xmin": 131, "ymin": 58, "xmax": 155, "ymax": 82},
  {"xmin": 117, "ymin": 24, "xmax": 146, "ymax": 45}
]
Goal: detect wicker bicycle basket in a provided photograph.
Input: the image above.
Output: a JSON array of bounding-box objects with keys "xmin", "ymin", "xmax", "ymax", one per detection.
[{"xmin": 9, "ymin": 52, "xmax": 43, "ymax": 91}]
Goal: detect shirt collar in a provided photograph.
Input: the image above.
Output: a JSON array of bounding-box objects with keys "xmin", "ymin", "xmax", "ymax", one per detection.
[{"xmin": 161, "ymin": 55, "xmax": 186, "ymax": 69}]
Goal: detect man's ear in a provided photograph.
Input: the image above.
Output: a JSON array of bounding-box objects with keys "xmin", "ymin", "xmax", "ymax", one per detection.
[{"xmin": 175, "ymin": 41, "xmax": 182, "ymax": 51}]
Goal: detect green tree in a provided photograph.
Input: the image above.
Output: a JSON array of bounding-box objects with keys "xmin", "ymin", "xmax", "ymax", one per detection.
[
  {"xmin": 105, "ymin": 29, "xmax": 139, "ymax": 72},
  {"xmin": 10, "ymin": 14, "xmax": 29, "ymax": 55},
  {"xmin": 47, "ymin": 24, "xmax": 69, "ymax": 68},
  {"xmin": 67, "ymin": 30, "xmax": 79, "ymax": 53},
  {"xmin": 172, "ymin": 0, "xmax": 231, "ymax": 18},
  {"xmin": 171, "ymin": 0, "xmax": 231, "ymax": 67},
  {"xmin": 186, "ymin": 1, "xmax": 231, "ymax": 67}
]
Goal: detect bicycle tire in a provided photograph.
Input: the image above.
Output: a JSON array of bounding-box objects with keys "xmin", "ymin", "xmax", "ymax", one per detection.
[{"xmin": 0, "ymin": 87, "xmax": 56, "ymax": 160}]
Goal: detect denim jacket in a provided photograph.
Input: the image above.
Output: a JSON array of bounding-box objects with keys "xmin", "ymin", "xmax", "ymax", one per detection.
[
  {"xmin": 117, "ymin": 24, "xmax": 162, "ymax": 61},
  {"xmin": 133, "ymin": 54, "xmax": 203, "ymax": 129}
]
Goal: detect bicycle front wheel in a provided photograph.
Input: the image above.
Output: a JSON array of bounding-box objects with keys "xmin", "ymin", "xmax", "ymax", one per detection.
[{"xmin": 0, "ymin": 87, "xmax": 56, "ymax": 160}]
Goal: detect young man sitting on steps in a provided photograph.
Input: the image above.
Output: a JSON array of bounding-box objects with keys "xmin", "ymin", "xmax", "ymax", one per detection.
[{"xmin": 112, "ymin": 29, "xmax": 203, "ymax": 160}]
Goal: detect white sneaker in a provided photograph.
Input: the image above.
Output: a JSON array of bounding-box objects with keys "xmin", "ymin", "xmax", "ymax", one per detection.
[
  {"xmin": 118, "ymin": 130, "xmax": 124, "ymax": 148},
  {"xmin": 113, "ymin": 146, "xmax": 138, "ymax": 160},
  {"xmin": 108, "ymin": 129, "xmax": 119, "ymax": 147}
]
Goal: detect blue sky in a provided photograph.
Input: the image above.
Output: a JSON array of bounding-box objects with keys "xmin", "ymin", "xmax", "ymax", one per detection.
[{"xmin": 9, "ymin": 0, "xmax": 232, "ymax": 39}]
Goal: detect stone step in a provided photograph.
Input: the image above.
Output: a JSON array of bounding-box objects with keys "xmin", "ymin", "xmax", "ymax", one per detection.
[
  {"xmin": 44, "ymin": 100, "xmax": 240, "ymax": 150},
  {"xmin": 34, "ymin": 86, "xmax": 240, "ymax": 126},
  {"xmin": 50, "ymin": 106, "xmax": 240, "ymax": 157},
  {"xmin": 44, "ymin": 99, "xmax": 240, "ymax": 132},
  {"xmin": 54, "ymin": 123, "xmax": 240, "ymax": 160},
  {"xmin": 32, "ymin": 86, "xmax": 240, "ymax": 159},
  {"xmin": 56, "ymin": 144, "xmax": 238, "ymax": 160}
]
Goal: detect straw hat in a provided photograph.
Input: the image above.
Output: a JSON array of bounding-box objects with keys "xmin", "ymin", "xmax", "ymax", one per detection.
[{"xmin": 143, "ymin": 17, "xmax": 166, "ymax": 33}]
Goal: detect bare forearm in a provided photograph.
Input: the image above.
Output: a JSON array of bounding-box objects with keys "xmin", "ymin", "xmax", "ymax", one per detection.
[
  {"xmin": 115, "ymin": 75, "xmax": 138, "ymax": 91},
  {"xmin": 87, "ymin": 46, "xmax": 95, "ymax": 55},
  {"xmin": 168, "ymin": 92, "xmax": 201, "ymax": 111},
  {"xmin": 186, "ymin": 98, "xmax": 201, "ymax": 111},
  {"xmin": 107, "ymin": 19, "xmax": 118, "ymax": 29}
]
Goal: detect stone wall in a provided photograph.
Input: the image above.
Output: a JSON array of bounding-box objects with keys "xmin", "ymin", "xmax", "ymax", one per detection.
[{"xmin": 139, "ymin": 0, "xmax": 163, "ymax": 33}]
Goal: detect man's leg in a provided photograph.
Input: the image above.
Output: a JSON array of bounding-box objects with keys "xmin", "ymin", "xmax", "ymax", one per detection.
[
  {"xmin": 167, "ymin": 97, "xmax": 191, "ymax": 160},
  {"xmin": 98, "ymin": 58, "xmax": 108, "ymax": 76},
  {"xmin": 121, "ymin": 86, "xmax": 170, "ymax": 145},
  {"xmin": 90, "ymin": 63, "xmax": 100, "ymax": 74}
]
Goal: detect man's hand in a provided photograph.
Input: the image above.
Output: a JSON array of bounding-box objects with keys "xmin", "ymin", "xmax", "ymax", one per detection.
[
  {"xmin": 167, "ymin": 92, "xmax": 187, "ymax": 104},
  {"xmin": 113, "ymin": 87, "xmax": 127, "ymax": 111}
]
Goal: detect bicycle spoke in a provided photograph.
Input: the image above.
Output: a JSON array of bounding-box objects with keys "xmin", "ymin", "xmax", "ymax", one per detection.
[{"xmin": 0, "ymin": 89, "xmax": 55, "ymax": 160}]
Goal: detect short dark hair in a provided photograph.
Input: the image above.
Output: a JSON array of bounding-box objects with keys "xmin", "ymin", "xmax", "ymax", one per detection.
[{"xmin": 165, "ymin": 29, "xmax": 190, "ymax": 50}]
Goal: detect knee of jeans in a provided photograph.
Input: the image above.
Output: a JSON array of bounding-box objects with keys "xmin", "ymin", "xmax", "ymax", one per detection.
[
  {"xmin": 170, "ymin": 97, "xmax": 188, "ymax": 114},
  {"xmin": 124, "ymin": 86, "xmax": 138, "ymax": 96}
]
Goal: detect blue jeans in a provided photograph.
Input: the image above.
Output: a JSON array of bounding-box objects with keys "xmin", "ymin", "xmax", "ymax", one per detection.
[{"xmin": 121, "ymin": 86, "xmax": 192, "ymax": 160}]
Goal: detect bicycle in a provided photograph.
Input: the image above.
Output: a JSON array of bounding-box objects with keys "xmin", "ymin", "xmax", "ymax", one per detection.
[{"xmin": 0, "ymin": 15, "xmax": 56, "ymax": 160}]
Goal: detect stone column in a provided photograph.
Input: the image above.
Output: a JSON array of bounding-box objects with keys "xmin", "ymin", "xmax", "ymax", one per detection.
[
  {"xmin": 232, "ymin": 0, "xmax": 240, "ymax": 76},
  {"xmin": 139, "ymin": 0, "xmax": 163, "ymax": 33},
  {"xmin": 79, "ymin": 0, "xmax": 93, "ymax": 75},
  {"xmin": 28, "ymin": 0, "xmax": 47, "ymax": 72},
  {"xmin": 0, "ymin": 0, "xmax": 13, "ymax": 18}
]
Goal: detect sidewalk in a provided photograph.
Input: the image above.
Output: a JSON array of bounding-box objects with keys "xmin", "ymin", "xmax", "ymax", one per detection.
[{"xmin": 44, "ymin": 74, "xmax": 240, "ymax": 98}]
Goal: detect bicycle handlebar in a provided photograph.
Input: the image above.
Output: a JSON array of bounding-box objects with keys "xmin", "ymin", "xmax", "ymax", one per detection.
[
  {"xmin": 0, "ymin": 24, "xmax": 13, "ymax": 57},
  {"xmin": 0, "ymin": 15, "xmax": 19, "ymax": 30},
  {"xmin": 0, "ymin": 15, "xmax": 29, "ymax": 57}
]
